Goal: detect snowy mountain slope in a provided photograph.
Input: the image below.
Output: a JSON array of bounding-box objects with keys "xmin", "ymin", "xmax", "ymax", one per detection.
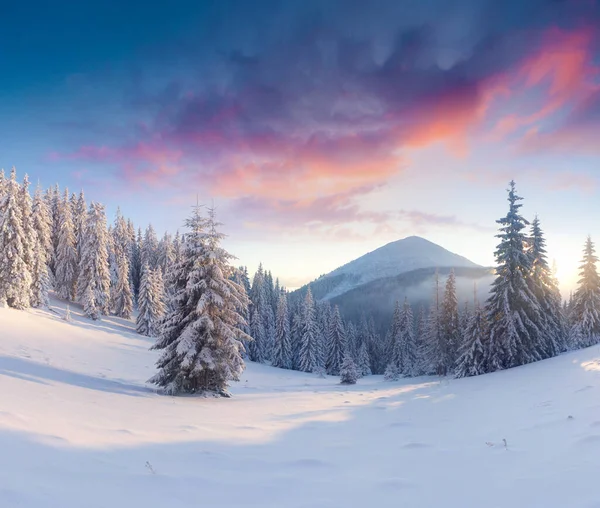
[
  {"xmin": 3, "ymin": 299, "xmax": 600, "ymax": 507},
  {"xmin": 305, "ymin": 236, "xmax": 483, "ymax": 301}
]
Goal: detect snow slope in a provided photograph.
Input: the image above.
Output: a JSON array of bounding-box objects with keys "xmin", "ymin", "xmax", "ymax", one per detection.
[
  {"xmin": 2, "ymin": 299, "xmax": 600, "ymax": 507},
  {"xmin": 319, "ymin": 236, "xmax": 482, "ymax": 299}
]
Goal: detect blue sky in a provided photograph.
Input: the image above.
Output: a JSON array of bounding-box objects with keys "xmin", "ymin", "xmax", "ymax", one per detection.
[{"xmin": 2, "ymin": 0, "xmax": 600, "ymax": 292}]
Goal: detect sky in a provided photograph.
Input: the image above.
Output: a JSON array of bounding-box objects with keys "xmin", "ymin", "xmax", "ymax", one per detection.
[{"xmin": 2, "ymin": 0, "xmax": 600, "ymax": 294}]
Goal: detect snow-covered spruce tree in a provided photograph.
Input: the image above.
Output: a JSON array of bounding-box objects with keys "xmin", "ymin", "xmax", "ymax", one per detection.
[
  {"xmin": 326, "ymin": 305, "xmax": 347, "ymax": 375},
  {"xmin": 248, "ymin": 264, "xmax": 268, "ymax": 363},
  {"xmin": 440, "ymin": 269, "xmax": 461, "ymax": 370},
  {"xmin": 149, "ymin": 206, "xmax": 250, "ymax": 396},
  {"xmin": 111, "ymin": 209, "xmax": 133, "ymax": 318},
  {"xmin": 74, "ymin": 192, "xmax": 87, "ymax": 264},
  {"xmin": 46, "ymin": 183, "xmax": 61, "ymax": 279},
  {"xmin": 298, "ymin": 287, "xmax": 320, "ymax": 373},
  {"xmin": 399, "ymin": 297, "xmax": 417, "ymax": 376},
  {"xmin": 386, "ymin": 300, "xmax": 403, "ymax": 378},
  {"xmin": 414, "ymin": 306, "xmax": 428, "ymax": 376},
  {"xmin": 77, "ymin": 202, "xmax": 111, "ymax": 320},
  {"xmin": 315, "ymin": 301, "xmax": 331, "ymax": 373},
  {"xmin": 55, "ymin": 189, "xmax": 78, "ymax": 301},
  {"xmin": 340, "ymin": 352, "xmax": 359, "ymax": 385},
  {"xmin": 130, "ymin": 227, "xmax": 143, "ymax": 301},
  {"xmin": 0, "ymin": 168, "xmax": 32, "ymax": 309},
  {"xmin": 18, "ymin": 174, "xmax": 36, "ymax": 307},
  {"xmin": 357, "ymin": 339, "xmax": 372, "ymax": 377},
  {"xmin": 141, "ymin": 224, "xmax": 159, "ymax": 271},
  {"xmin": 136, "ymin": 264, "xmax": 165, "ymax": 336},
  {"xmin": 570, "ymin": 236, "xmax": 600, "ymax": 348},
  {"xmin": 346, "ymin": 322, "xmax": 358, "ymax": 360},
  {"xmin": 272, "ymin": 291, "xmax": 293, "ymax": 369},
  {"xmin": 30, "ymin": 184, "xmax": 52, "ymax": 308},
  {"xmin": 455, "ymin": 301, "xmax": 489, "ymax": 378},
  {"xmin": 290, "ymin": 302, "xmax": 303, "ymax": 370},
  {"xmin": 421, "ymin": 272, "xmax": 445, "ymax": 375},
  {"xmin": 157, "ymin": 232, "xmax": 174, "ymax": 275},
  {"xmin": 529, "ymin": 216, "xmax": 565, "ymax": 356},
  {"xmin": 485, "ymin": 181, "xmax": 544, "ymax": 371}
]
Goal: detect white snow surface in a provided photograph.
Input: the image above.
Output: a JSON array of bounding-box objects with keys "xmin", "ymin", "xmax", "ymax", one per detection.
[
  {"xmin": 322, "ymin": 236, "xmax": 482, "ymax": 299},
  {"xmin": 2, "ymin": 298, "xmax": 600, "ymax": 507}
]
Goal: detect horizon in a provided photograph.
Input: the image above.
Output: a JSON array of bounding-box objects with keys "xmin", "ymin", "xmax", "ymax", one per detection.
[{"xmin": 4, "ymin": 0, "xmax": 600, "ymax": 296}]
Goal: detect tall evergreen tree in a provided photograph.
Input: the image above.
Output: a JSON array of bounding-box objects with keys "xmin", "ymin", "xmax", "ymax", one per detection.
[
  {"xmin": 0, "ymin": 168, "xmax": 32, "ymax": 309},
  {"xmin": 30, "ymin": 185, "xmax": 52, "ymax": 308},
  {"xmin": 298, "ymin": 288, "xmax": 319, "ymax": 373},
  {"xmin": 485, "ymin": 181, "xmax": 544, "ymax": 371},
  {"xmin": 111, "ymin": 209, "xmax": 133, "ymax": 318},
  {"xmin": 73, "ymin": 191, "xmax": 87, "ymax": 280},
  {"xmin": 272, "ymin": 291, "xmax": 293, "ymax": 369},
  {"xmin": 357, "ymin": 339, "xmax": 372, "ymax": 377},
  {"xmin": 248, "ymin": 264, "xmax": 269, "ymax": 363},
  {"xmin": 529, "ymin": 216, "xmax": 565, "ymax": 356},
  {"xmin": 55, "ymin": 189, "xmax": 78, "ymax": 301},
  {"xmin": 399, "ymin": 298, "xmax": 417, "ymax": 376},
  {"xmin": 141, "ymin": 224, "xmax": 159, "ymax": 270},
  {"xmin": 385, "ymin": 301, "xmax": 403, "ymax": 381},
  {"xmin": 421, "ymin": 272, "xmax": 445, "ymax": 375},
  {"xmin": 440, "ymin": 269, "xmax": 460, "ymax": 371},
  {"xmin": 77, "ymin": 202, "xmax": 111, "ymax": 320},
  {"xmin": 326, "ymin": 305, "xmax": 347, "ymax": 375},
  {"xmin": 570, "ymin": 236, "xmax": 600, "ymax": 348},
  {"xmin": 18, "ymin": 174, "xmax": 36, "ymax": 307},
  {"xmin": 149, "ymin": 207, "xmax": 250, "ymax": 396},
  {"xmin": 136, "ymin": 264, "xmax": 165, "ymax": 336},
  {"xmin": 455, "ymin": 301, "xmax": 489, "ymax": 378}
]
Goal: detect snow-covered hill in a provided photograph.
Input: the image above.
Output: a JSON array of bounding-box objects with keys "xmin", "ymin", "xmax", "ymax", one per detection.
[
  {"xmin": 2, "ymin": 299, "xmax": 600, "ymax": 507},
  {"xmin": 315, "ymin": 236, "xmax": 482, "ymax": 300}
]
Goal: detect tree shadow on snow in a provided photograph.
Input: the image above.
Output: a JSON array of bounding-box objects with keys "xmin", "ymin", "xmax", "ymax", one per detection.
[{"xmin": 0, "ymin": 356, "xmax": 153, "ymax": 397}]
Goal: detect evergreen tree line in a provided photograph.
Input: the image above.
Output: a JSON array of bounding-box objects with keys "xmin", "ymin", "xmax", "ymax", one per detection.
[
  {"xmin": 233, "ymin": 264, "xmax": 375, "ymax": 379},
  {"xmin": 239, "ymin": 181, "xmax": 600, "ymax": 381},
  {"xmin": 0, "ymin": 167, "xmax": 250, "ymax": 396},
  {"xmin": 0, "ymin": 167, "xmax": 177, "ymax": 333}
]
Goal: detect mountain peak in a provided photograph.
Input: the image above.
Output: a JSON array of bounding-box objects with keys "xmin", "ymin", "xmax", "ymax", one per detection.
[{"xmin": 320, "ymin": 236, "xmax": 481, "ymax": 300}]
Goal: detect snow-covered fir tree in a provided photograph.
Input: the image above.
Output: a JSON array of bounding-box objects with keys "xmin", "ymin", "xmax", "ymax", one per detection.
[
  {"xmin": 272, "ymin": 291, "xmax": 293, "ymax": 369},
  {"xmin": 55, "ymin": 189, "xmax": 78, "ymax": 301},
  {"xmin": 149, "ymin": 206, "xmax": 250, "ymax": 396},
  {"xmin": 570, "ymin": 236, "xmax": 600, "ymax": 348},
  {"xmin": 529, "ymin": 216, "xmax": 565, "ymax": 356},
  {"xmin": 111, "ymin": 209, "xmax": 133, "ymax": 318},
  {"xmin": 421, "ymin": 272, "xmax": 445, "ymax": 375},
  {"xmin": 136, "ymin": 264, "xmax": 165, "ymax": 337},
  {"xmin": 315, "ymin": 301, "xmax": 331, "ymax": 372},
  {"xmin": 455, "ymin": 300, "xmax": 489, "ymax": 378},
  {"xmin": 485, "ymin": 181, "xmax": 544, "ymax": 371},
  {"xmin": 30, "ymin": 184, "xmax": 52, "ymax": 308},
  {"xmin": 0, "ymin": 168, "xmax": 32, "ymax": 309},
  {"xmin": 46, "ymin": 183, "xmax": 61, "ymax": 279},
  {"xmin": 326, "ymin": 305, "xmax": 347, "ymax": 375},
  {"xmin": 18, "ymin": 174, "xmax": 36, "ymax": 307},
  {"xmin": 298, "ymin": 287, "xmax": 320, "ymax": 373},
  {"xmin": 340, "ymin": 352, "xmax": 359, "ymax": 385},
  {"xmin": 141, "ymin": 224, "xmax": 159, "ymax": 270},
  {"xmin": 158, "ymin": 232, "xmax": 174, "ymax": 275},
  {"xmin": 356, "ymin": 339, "xmax": 372, "ymax": 377},
  {"xmin": 384, "ymin": 301, "xmax": 403, "ymax": 381},
  {"xmin": 248, "ymin": 264, "xmax": 269, "ymax": 363},
  {"xmin": 130, "ymin": 227, "xmax": 143, "ymax": 301},
  {"xmin": 77, "ymin": 202, "xmax": 111, "ymax": 320},
  {"xmin": 440, "ymin": 269, "xmax": 460, "ymax": 370},
  {"xmin": 399, "ymin": 297, "xmax": 417, "ymax": 376}
]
